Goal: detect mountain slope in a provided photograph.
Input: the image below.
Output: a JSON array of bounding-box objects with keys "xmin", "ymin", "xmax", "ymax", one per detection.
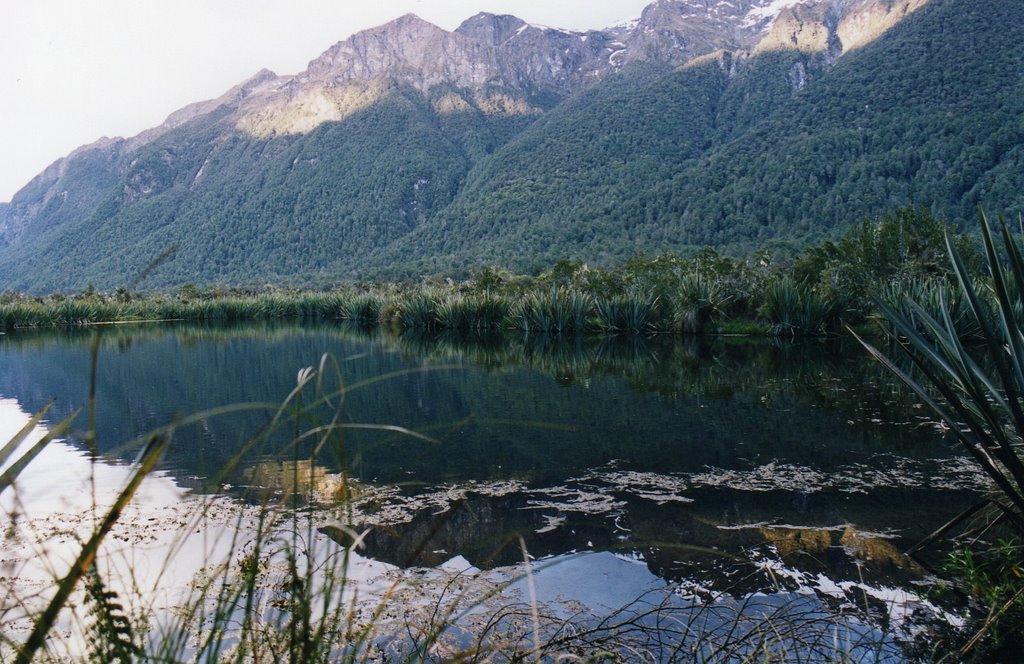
[
  {"xmin": 0, "ymin": 0, "xmax": 1020, "ymax": 290},
  {"xmin": 376, "ymin": 60, "xmax": 734, "ymax": 274},
  {"xmin": 377, "ymin": 0, "xmax": 1024, "ymax": 273},
  {"xmin": 649, "ymin": 0, "xmax": 1024, "ymax": 248},
  {"xmin": 10, "ymin": 86, "xmax": 535, "ymax": 290}
]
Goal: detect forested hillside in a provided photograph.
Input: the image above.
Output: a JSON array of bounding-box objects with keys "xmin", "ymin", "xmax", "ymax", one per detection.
[
  {"xmin": 0, "ymin": 0, "xmax": 1020, "ymax": 291},
  {"xmin": 382, "ymin": 0, "xmax": 1024, "ymax": 274}
]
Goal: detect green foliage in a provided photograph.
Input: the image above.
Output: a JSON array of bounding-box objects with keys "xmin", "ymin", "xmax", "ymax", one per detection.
[
  {"xmin": 396, "ymin": 292, "xmax": 440, "ymax": 330},
  {"xmin": 944, "ymin": 538, "xmax": 1024, "ymax": 659},
  {"xmin": 339, "ymin": 294, "xmax": 382, "ymax": 324},
  {"xmin": 859, "ymin": 211, "xmax": 1024, "ymax": 656},
  {"xmin": 592, "ymin": 293, "xmax": 661, "ymax": 334},
  {"xmin": 877, "ymin": 278, "xmax": 985, "ymax": 341},
  {"xmin": 0, "ymin": 207, "xmax": 994, "ymax": 341},
  {"xmin": 762, "ymin": 277, "xmax": 843, "ymax": 337},
  {"xmin": 511, "ymin": 289, "xmax": 591, "ymax": 333},
  {"xmin": 676, "ymin": 272, "xmax": 731, "ymax": 335},
  {"xmin": 433, "ymin": 294, "xmax": 508, "ymax": 330},
  {"xmin": 798, "ymin": 207, "xmax": 982, "ymax": 315}
]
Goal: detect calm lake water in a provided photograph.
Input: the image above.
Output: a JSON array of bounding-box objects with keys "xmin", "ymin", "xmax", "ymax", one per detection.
[{"xmin": 0, "ymin": 321, "xmax": 985, "ymax": 653}]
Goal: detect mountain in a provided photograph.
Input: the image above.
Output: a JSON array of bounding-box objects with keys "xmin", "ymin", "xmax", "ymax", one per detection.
[{"xmin": 1, "ymin": 0, "xmax": 1021, "ymax": 291}]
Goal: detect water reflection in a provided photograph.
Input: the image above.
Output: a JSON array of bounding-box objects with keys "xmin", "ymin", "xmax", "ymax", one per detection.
[
  {"xmin": 0, "ymin": 322, "xmax": 982, "ymax": 642},
  {"xmin": 243, "ymin": 459, "xmax": 340, "ymax": 499},
  {"xmin": 0, "ymin": 321, "xmax": 952, "ymax": 488}
]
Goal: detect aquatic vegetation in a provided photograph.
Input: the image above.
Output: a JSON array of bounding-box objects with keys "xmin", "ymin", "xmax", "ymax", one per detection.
[
  {"xmin": 339, "ymin": 294, "xmax": 382, "ymax": 324},
  {"xmin": 433, "ymin": 294, "xmax": 509, "ymax": 330},
  {"xmin": 394, "ymin": 292, "xmax": 440, "ymax": 330},
  {"xmin": 675, "ymin": 272, "xmax": 730, "ymax": 335}
]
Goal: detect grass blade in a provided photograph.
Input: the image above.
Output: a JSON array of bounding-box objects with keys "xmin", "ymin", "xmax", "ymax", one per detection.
[
  {"xmin": 0, "ymin": 407, "xmax": 78, "ymax": 495},
  {"xmin": 15, "ymin": 431, "xmax": 170, "ymax": 664}
]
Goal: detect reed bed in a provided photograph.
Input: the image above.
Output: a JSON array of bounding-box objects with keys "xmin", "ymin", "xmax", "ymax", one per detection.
[
  {"xmin": 0, "ymin": 257, "xmax": 967, "ymax": 340},
  {"xmin": 0, "ymin": 291, "xmax": 388, "ymax": 330},
  {"xmin": 592, "ymin": 293, "xmax": 662, "ymax": 334},
  {"xmin": 433, "ymin": 294, "xmax": 508, "ymax": 331},
  {"xmin": 675, "ymin": 272, "xmax": 730, "ymax": 335}
]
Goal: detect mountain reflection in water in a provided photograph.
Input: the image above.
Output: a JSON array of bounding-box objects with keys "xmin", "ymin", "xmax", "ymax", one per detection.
[{"xmin": 0, "ymin": 321, "xmax": 980, "ymax": 641}]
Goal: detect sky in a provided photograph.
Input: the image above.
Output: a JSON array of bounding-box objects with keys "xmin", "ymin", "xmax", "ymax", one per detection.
[{"xmin": 0, "ymin": 0, "xmax": 653, "ymax": 203}]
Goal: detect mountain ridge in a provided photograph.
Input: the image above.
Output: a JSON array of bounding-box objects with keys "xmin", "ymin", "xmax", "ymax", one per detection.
[{"xmin": 3, "ymin": 0, "xmax": 1020, "ymax": 292}]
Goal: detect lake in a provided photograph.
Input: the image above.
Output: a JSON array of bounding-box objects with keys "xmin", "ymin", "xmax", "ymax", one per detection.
[{"xmin": 0, "ymin": 321, "xmax": 984, "ymax": 659}]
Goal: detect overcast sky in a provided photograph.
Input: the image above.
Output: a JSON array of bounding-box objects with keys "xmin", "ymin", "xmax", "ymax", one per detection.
[{"xmin": 0, "ymin": 0, "xmax": 654, "ymax": 203}]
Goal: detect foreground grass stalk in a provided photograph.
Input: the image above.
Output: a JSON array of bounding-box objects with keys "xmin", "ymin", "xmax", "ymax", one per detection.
[
  {"xmin": 0, "ymin": 404, "xmax": 77, "ymax": 495},
  {"xmin": 15, "ymin": 432, "xmax": 170, "ymax": 664}
]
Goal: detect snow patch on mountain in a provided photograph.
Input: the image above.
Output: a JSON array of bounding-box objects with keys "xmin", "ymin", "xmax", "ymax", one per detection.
[{"xmin": 746, "ymin": 0, "xmax": 806, "ymax": 27}]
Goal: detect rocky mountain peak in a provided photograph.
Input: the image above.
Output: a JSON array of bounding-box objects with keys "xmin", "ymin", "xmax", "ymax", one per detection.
[
  {"xmin": 623, "ymin": 0, "xmax": 780, "ymax": 65},
  {"xmin": 302, "ymin": 13, "xmax": 449, "ymax": 84},
  {"xmin": 289, "ymin": 9, "xmax": 623, "ymax": 107},
  {"xmin": 366, "ymin": 12, "xmax": 442, "ymax": 37},
  {"xmin": 752, "ymin": 0, "xmax": 930, "ymax": 62},
  {"xmin": 454, "ymin": 13, "xmax": 529, "ymax": 44}
]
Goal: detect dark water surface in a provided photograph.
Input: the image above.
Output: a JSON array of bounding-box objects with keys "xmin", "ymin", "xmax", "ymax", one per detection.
[{"xmin": 0, "ymin": 321, "xmax": 982, "ymax": 634}]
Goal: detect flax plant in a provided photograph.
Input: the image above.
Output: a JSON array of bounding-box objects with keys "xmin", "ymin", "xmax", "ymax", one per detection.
[
  {"xmin": 592, "ymin": 293, "xmax": 661, "ymax": 334},
  {"xmin": 858, "ymin": 211, "xmax": 1024, "ymax": 656},
  {"xmin": 763, "ymin": 278, "xmax": 842, "ymax": 337},
  {"xmin": 511, "ymin": 289, "xmax": 591, "ymax": 334}
]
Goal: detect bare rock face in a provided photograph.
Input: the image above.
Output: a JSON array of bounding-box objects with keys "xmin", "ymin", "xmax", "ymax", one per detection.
[
  {"xmin": 300, "ymin": 12, "xmax": 621, "ymax": 102},
  {"xmin": 470, "ymin": 18, "xmax": 623, "ymax": 100},
  {"xmin": 624, "ymin": 0, "xmax": 765, "ymax": 65},
  {"xmin": 170, "ymin": 0, "xmax": 938, "ymax": 141},
  {"xmin": 453, "ymin": 12, "xmax": 528, "ymax": 44},
  {"xmin": 836, "ymin": 0, "xmax": 932, "ymax": 53},
  {"xmin": 756, "ymin": 2, "xmax": 840, "ymax": 57},
  {"xmin": 755, "ymin": 0, "xmax": 932, "ymax": 58},
  {"xmin": 305, "ymin": 14, "xmax": 469, "ymax": 89},
  {"xmin": 748, "ymin": 0, "xmax": 931, "ymax": 91}
]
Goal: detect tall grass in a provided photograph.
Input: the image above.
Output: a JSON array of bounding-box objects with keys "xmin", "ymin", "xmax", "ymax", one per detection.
[
  {"xmin": 338, "ymin": 294, "xmax": 382, "ymax": 324},
  {"xmin": 433, "ymin": 294, "xmax": 508, "ymax": 331},
  {"xmin": 395, "ymin": 292, "xmax": 440, "ymax": 330},
  {"xmin": 0, "ymin": 291, "xmax": 389, "ymax": 330},
  {"xmin": 676, "ymin": 273, "xmax": 730, "ymax": 335}
]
